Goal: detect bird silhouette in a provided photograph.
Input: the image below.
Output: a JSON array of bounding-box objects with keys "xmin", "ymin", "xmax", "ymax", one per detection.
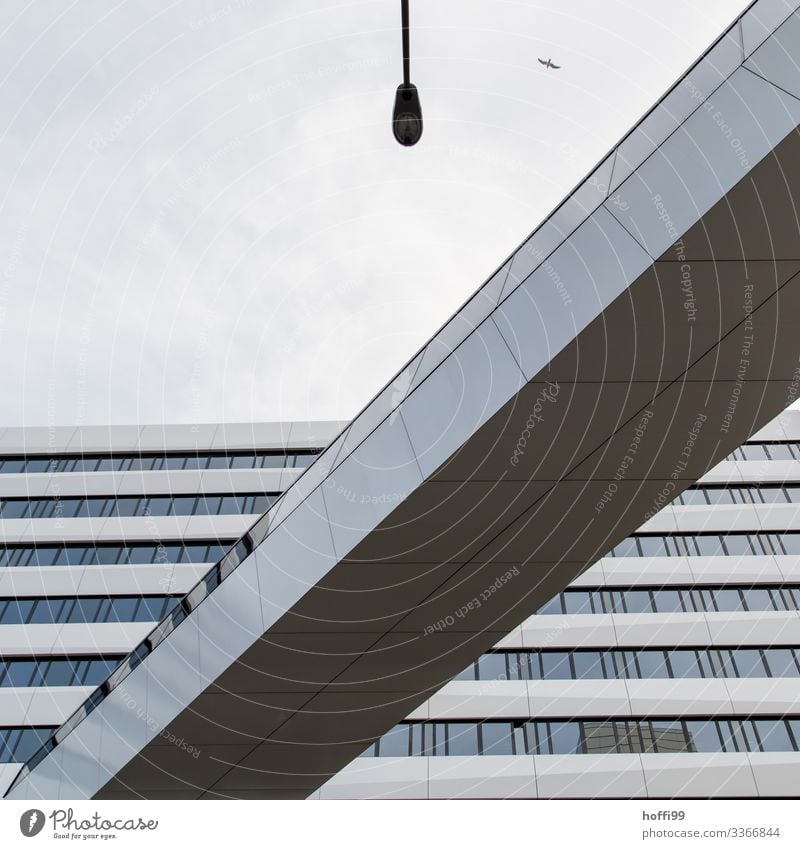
[{"xmin": 538, "ymin": 58, "xmax": 561, "ymax": 69}]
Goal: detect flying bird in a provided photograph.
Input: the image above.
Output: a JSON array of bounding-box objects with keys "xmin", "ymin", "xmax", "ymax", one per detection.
[{"xmin": 538, "ymin": 58, "xmax": 561, "ymax": 69}]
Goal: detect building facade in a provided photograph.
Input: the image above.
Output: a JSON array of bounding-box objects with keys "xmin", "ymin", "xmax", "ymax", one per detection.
[
  {"xmin": 0, "ymin": 421, "xmax": 342, "ymax": 796},
  {"xmin": 1, "ymin": 412, "xmax": 799, "ymax": 799}
]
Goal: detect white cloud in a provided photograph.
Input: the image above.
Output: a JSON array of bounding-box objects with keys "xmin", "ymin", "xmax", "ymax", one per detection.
[{"xmin": 0, "ymin": 0, "xmax": 747, "ymax": 426}]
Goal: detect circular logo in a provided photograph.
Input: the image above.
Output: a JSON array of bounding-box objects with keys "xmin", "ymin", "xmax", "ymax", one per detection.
[{"xmin": 19, "ymin": 810, "xmax": 45, "ymax": 837}]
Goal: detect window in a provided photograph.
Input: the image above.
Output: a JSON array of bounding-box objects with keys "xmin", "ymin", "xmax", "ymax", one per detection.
[
  {"xmin": 377, "ymin": 725, "xmax": 409, "ymax": 756},
  {"xmin": 572, "ymin": 651, "xmax": 604, "ymax": 680},
  {"xmin": 536, "ymin": 596, "xmax": 563, "ymax": 615},
  {"xmin": 447, "ymin": 723, "xmax": 480, "ymax": 756},
  {"xmin": 693, "ymin": 536, "xmax": 724, "ymax": 557},
  {"xmin": 611, "ymin": 538, "xmax": 640, "ymax": 558},
  {"xmin": 464, "ymin": 646, "xmax": 799, "ymax": 682},
  {"xmin": 582, "ymin": 722, "xmax": 617, "ymax": 754},
  {"xmin": 636, "ymin": 651, "xmax": 669, "ymax": 679},
  {"xmin": 724, "ymin": 442, "xmax": 782, "ymax": 460},
  {"xmin": 0, "ymin": 657, "xmax": 121, "ymax": 688},
  {"xmin": 764, "ymin": 649, "xmax": 800, "ymax": 677},
  {"xmin": 779, "ymin": 534, "xmax": 800, "ymax": 555},
  {"xmin": 600, "ymin": 590, "xmax": 624, "ymax": 614},
  {"xmin": 422, "ymin": 724, "xmax": 444, "ymax": 757},
  {"xmin": 685, "ymin": 720, "xmax": 722, "ymax": 752},
  {"xmin": 563, "ymin": 592, "xmax": 593, "ymax": 614},
  {"xmin": 733, "ymin": 650, "xmax": 767, "ymax": 678},
  {"xmin": 363, "ymin": 718, "xmax": 800, "ymax": 758},
  {"xmin": 622, "ymin": 590, "xmax": 653, "ymax": 614},
  {"xmin": 0, "ymin": 451, "xmax": 322, "ymax": 475},
  {"xmin": 649, "ymin": 721, "xmax": 689, "ymax": 753},
  {"xmin": 453, "ymin": 662, "xmax": 476, "ymax": 681},
  {"xmin": 652, "ymin": 589, "xmax": 684, "ymax": 612},
  {"xmin": 0, "ymin": 541, "xmax": 230, "ymax": 568},
  {"xmin": 609, "ymin": 532, "xmax": 800, "ymax": 559},
  {"xmin": 546, "ymin": 722, "xmax": 582, "ymax": 755},
  {"xmin": 638, "ymin": 537, "xmax": 668, "ymax": 557},
  {"xmin": 766, "ymin": 444, "xmax": 795, "ymax": 460},
  {"xmin": 535, "ymin": 584, "xmax": 800, "ymax": 616},
  {"xmin": 754, "ymin": 719, "xmax": 793, "ymax": 752},
  {"xmin": 712, "ymin": 589, "xmax": 744, "ymax": 612},
  {"xmin": 480, "ymin": 723, "xmax": 515, "ymax": 755},
  {"xmin": 667, "ymin": 650, "xmax": 701, "ymax": 678},
  {"xmin": 0, "ymin": 728, "xmax": 57, "ymax": 764},
  {"xmin": 722, "ymin": 535, "xmax": 756, "ymax": 556},
  {"xmin": 615, "ymin": 721, "xmax": 645, "ymax": 754},
  {"xmin": 477, "ymin": 654, "xmax": 507, "ymax": 681},
  {"xmin": 0, "ymin": 595, "xmax": 177, "ymax": 626},
  {"xmin": 505, "ymin": 652, "xmax": 530, "ymax": 680},
  {"xmin": 742, "ymin": 588, "xmax": 772, "ymax": 612},
  {"xmin": 679, "ymin": 489, "xmax": 709, "ymax": 505},
  {"xmin": 540, "ymin": 652, "xmax": 572, "ymax": 680},
  {"xmin": 0, "ymin": 493, "xmax": 276, "ymax": 520}
]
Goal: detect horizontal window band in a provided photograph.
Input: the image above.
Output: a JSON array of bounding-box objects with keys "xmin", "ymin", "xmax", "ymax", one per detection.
[
  {"xmin": 0, "ymin": 727, "xmax": 58, "ymax": 764},
  {"xmin": 0, "ymin": 653, "xmax": 123, "ymax": 661},
  {"xmin": 456, "ymin": 646, "xmax": 800, "ymax": 682},
  {"xmin": 0, "ymin": 540, "xmax": 233, "ymax": 567},
  {"xmin": 538, "ymin": 584, "xmax": 800, "ymax": 615},
  {"xmin": 0, "ymin": 450, "xmax": 322, "ymax": 475},
  {"xmin": 678, "ymin": 484, "xmax": 800, "ymax": 505},
  {"xmin": 725, "ymin": 442, "xmax": 800, "ymax": 461},
  {"xmin": 0, "ymin": 656, "xmax": 123, "ymax": 688},
  {"xmin": 0, "ymin": 493, "xmax": 278, "ymax": 520},
  {"xmin": 610, "ymin": 531, "xmax": 800, "ymax": 558},
  {"xmin": 364, "ymin": 716, "xmax": 800, "ymax": 758},
  {"xmin": 0, "ymin": 595, "xmax": 179, "ymax": 625}
]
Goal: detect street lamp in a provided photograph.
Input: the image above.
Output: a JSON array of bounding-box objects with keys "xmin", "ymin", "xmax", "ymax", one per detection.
[{"xmin": 393, "ymin": 0, "xmax": 423, "ymax": 146}]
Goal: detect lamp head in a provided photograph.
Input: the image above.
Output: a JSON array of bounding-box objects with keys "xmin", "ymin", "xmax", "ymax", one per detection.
[{"xmin": 393, "ymin": 83, "xmax": 423, "ymax": 146}]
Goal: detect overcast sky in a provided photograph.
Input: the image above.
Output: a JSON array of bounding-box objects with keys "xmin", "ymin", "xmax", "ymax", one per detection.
[{"xmin": 0, "ymin": 0, "xmax": 749, "ymax": 428}]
